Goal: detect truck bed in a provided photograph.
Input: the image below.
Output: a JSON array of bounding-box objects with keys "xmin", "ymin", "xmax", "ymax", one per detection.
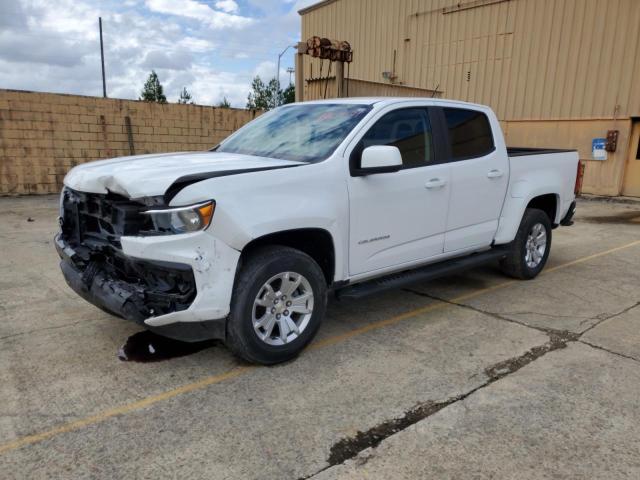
[{"xmin": 492, "ymin": 147, "xmax": 579, "ymax": 244}]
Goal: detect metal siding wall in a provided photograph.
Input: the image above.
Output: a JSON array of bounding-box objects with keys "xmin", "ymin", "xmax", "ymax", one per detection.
[
  {"xmin": 301, "ymin": 0, "xmax": 640, "ymax": 120},
  {"xmin": 504, "ymin": 118, "xmax": 632, "ymax": 196},
  {"xmin": 305, "ymin": 77, "xmax": 441, "ymax": 99}
]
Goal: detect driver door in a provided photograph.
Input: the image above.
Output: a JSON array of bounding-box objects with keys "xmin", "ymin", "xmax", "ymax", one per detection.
[{"xmin": 347, "ymin": 107, "xmax": 451, "ymax": 276}]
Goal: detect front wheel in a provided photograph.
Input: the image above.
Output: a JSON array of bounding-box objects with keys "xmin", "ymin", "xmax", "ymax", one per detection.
[
  {"xmin": 226, "ymin": 246, "xmax": 327, "ymax": 365},
  {"xmin": 500, "ymin": 208, "xmax": 552, "ymax": 280}
]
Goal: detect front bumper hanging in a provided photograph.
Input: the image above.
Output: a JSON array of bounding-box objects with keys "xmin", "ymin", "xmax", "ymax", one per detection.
[{"xmin": 55, "ymin": 234, "xmax": 226, "ymax": 342}]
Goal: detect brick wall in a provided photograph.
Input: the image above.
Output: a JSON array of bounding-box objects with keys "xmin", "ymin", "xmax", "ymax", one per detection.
[{"xmin": 0, "ymin": 89, "xmax": 259, "ymax": 195}]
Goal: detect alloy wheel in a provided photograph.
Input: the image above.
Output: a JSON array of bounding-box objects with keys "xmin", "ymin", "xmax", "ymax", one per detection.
[{"xmin": 252, "ymin": 271, "xmax": 314, "ymax": 346}]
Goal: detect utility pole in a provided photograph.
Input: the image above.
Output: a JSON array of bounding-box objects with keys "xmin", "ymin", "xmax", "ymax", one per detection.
[
  {"xmin": 276, "ymin": 45, "xmax": 295, "ymax": 105},
  {"xmin": 286, "ymin": 67, "xmax": 295, "ymax": 85},
  {"xmin": 99, "ymin": 17, "xmax": 107, "ymax": 98},
  {"xmin": 295, "ymin": 43, "xmax": 305, "ymax": 102}
]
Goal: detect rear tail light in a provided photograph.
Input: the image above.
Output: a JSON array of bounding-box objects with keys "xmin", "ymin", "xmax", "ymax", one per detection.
[{"xmin": 574, "ymin": 160, "xmax": 585, "ymax": 195}]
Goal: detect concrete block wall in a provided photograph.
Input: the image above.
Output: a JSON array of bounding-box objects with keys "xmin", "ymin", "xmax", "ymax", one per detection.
[{"xmin": 0, "ymin": 89, "xmax": 259, "ymax": 195}]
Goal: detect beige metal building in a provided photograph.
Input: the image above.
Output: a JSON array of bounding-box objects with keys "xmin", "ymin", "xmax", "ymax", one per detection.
[{"xmin": 298, "ymin": 0, "xmax": 640, "ymax": 197}]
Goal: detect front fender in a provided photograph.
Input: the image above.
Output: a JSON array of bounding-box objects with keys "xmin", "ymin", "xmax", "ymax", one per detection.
[{"xmin": 168, "ymin": 160, "xmax": 350, "ymax": 282}]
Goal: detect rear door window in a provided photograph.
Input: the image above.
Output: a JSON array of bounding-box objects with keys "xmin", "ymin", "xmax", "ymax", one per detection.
[{"xmin": 443, "ymin": 108, "xmax": 494, "ymax": 160}]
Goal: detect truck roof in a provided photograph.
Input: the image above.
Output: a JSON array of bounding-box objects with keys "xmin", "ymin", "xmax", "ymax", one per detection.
[{"xmin": 297, "ymin": 97, "xmax": 489, "ymax": 110}]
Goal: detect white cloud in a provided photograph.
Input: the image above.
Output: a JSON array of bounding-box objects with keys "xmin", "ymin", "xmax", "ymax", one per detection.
[
  {"xmin": 0, "ymin": 0, "xmax": 305, "ymax": 108},
  {"xmin": 0, "ymin": 30, "xmax": 90, "ymax": 67},
  {"xmin": 188, "ymin": 67, "xmax": 252, "ymax": 106},
  {"xmin": 215, "ymin": 0, "xmax": 239, "ymax": 14},
  {"xmin": 145, "ymin": 0, "xmax": 252, "ymax": 29},
  {"xmin": 142, "ymin": 50, "xmax": 193, "ymax": 71},
  {"xmin": 177, "ymin": 37, "xmax": 215, "ymax": 53},
  {"xmin": 254, "ymin": 61, "xmax": 278, "ymax": 81}
]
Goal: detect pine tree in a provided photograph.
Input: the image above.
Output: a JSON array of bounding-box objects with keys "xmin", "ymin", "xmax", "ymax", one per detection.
[
  {"xmin": 217, "ymin": 96, "xmax": 231, "ymax": 108},
  {"xmin": 246, "ymin": 76, "xmax": 296, "ymax": 110},
  {"xmin": 246, "ymin": 76, "xmax": 280, "ymax": 110},
  {"xmin": 140, "ymin": 70, "xmax": 167, "ymax": 103},
  {"xmin": 177, "ymin": 87, "xmax": 194, "ymax": 104},
  {"xmin": 281, "ymin": 84, "xmax": 295, "ymax": 105}
]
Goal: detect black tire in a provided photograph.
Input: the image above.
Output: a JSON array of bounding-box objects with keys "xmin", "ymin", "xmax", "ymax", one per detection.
[
  {"xmin": 226, "ymin": 246, "xmax": 328, "ymax": 365},
  {"xmin": 500, "ymin": 208, "xmax": 552, "ymax": 280}
]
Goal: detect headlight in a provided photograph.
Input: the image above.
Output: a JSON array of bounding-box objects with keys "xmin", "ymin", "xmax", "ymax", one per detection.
[{"xmin": 142, "ymin": 200, "xmax": 215, "ymax": 235}]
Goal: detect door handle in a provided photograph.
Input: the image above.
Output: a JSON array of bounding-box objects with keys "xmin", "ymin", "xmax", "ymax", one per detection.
[
  {"xmin": 487, "ymin": 169, "xmax": 504, "ymax": 178},
  {"xmin": 425, "ymin": 178, "xmax": 446, "ymax": 189}
]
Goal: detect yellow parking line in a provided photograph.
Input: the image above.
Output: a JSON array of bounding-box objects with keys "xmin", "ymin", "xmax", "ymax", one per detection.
[
  {"xmin": 544, "ymin": 239, "xmax": 640, "ymax": 273},
  {"xmin": 310, "ymin": 301, "xmax": 448, "ymax": 350},
  {"xmin": 1, "ymin": 239, "xmax": 639, "ymax": 455},
  {"xmin": 0, "ymin": 367, "xmax": 253, "ymax": 455},
  {"xmin": 313, "ymin": 239, "xmax": 640, "ymax": 348}
]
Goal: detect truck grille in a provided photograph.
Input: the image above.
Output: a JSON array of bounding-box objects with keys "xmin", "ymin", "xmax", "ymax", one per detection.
[
  {"xmin": 57, "ymin": 188, "xmax": 197, "ymax": 318},
  {"xmin": 60, "ymin": 188, "xmax": 153, "ymax": 254}
]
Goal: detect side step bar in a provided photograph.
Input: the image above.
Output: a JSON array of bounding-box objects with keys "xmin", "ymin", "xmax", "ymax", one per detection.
[{"xmin": 336, "ymin": 247, "xmax": 509, "ymax": 300}]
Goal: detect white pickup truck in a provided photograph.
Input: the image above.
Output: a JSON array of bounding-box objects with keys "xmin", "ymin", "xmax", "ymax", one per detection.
[{"xmin": 56, "ymin": 98, "xmax": 580, "ymax": 364}]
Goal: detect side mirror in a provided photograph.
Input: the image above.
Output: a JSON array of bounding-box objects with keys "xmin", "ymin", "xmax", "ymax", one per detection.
[{"xmin": 356, "ymin": 146, "xmax": 403, "ymax": 176}]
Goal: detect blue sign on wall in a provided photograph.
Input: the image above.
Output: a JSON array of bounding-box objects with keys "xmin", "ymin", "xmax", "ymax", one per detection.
[{"xmin": 592, "ymin": 138, "xmax": 607, "ymax": 161}]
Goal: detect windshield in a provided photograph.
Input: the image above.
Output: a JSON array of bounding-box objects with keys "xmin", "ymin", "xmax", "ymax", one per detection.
[{"xmin": 217, "ymin": 103, "xmax": 372, "ymax": 163}]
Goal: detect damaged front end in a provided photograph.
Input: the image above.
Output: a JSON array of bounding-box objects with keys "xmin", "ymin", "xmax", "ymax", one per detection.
[{"xmin": 55, "ymin": 188, "xmax": 197, "ymax": 325}]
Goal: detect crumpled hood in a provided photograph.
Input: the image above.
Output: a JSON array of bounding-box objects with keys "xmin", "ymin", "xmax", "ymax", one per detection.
[{"xmin": 64, "ymin": 151, "xmax": 303, "ymax": 199}]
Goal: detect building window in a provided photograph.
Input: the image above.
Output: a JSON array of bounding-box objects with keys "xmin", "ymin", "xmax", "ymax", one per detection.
[
  {"xmin": 360, "ymin": 108, "xmax": 434, "ymax": 168},
  {"xmin": 443, "ymin": 108, "xmax": 494, "ymax": 160}
]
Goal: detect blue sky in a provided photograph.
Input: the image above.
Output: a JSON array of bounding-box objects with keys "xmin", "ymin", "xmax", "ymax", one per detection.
[{"xmin": 0, "ymin": 0, "xmax": 316, "ymax": 107}]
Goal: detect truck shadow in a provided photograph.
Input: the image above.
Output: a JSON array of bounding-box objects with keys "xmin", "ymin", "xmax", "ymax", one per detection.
[
  {"xmin": 580, "ymin": 210, "xmax": 640, "ymax": 224},
  {"xmin": 117, "ymin": 266, "xmax": 500, "ymax": 363}
]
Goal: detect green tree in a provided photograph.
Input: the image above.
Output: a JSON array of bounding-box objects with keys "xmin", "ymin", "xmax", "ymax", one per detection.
[
  {"xmin": 281, "ymin": 84, "xmax": 295, "ymax": 105},
  {"xmin": 140, "ymin": 70, "xmax": 167, "ymax": 103},
  {"xmin": 246, "ymin": 76, "xmax": 296, "ymax": 110},
  {"xmin": 217, "ymin": 96, "xmax": 231, "ymax": 108},
  {"xmin": 246, "ymin": 76, "xmax": 277, "ymax": 110},
  {"xmin": 177, "ymin": 87, "xmax": 194, "ymax": 104}
]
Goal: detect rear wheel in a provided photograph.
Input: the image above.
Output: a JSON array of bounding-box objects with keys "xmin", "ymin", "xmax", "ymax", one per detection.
[
  {"xmin": 226, "ymin": 246, "xmax": 327, "ymax": 365},
  {"xmin": 500, "ymin": 208, "xmax": 552, "ymax": 280}
]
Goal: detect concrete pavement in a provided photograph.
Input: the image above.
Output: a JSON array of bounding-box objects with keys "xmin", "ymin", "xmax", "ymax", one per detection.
[
  {"xmin": 0, "ymin": 196, "xmax": 638, "ymax": 479},
  {"xmin": 316, "ymin": 343, "xmax": 640, "ymax": 480}
]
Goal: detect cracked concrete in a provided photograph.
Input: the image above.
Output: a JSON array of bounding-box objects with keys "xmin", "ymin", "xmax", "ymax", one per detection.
[
  {"xmin": 308, "ymin": 201, "xmax": 640, "ymax": 479},
  {"xmin": 306, "ymin": 286, "xmax": 639, "ymax": 478},
  {"xmin": 405, "ymin": 288, "xmax": 638, "ymax": 344},
  {"xmin": 1, "ymin": 196, "xmax": 639, "ymax": 479},
  {"xmin": 581, "ymin": 303, "xmax": 640, "ymax": 361},
  {"xmin": 314, "ymin": 343, "xmax": 640, "ymax": 480},
  {"xmin": 316, "ymin": 328, "xmax": 579, "ymax": 474},
  {"xmin": 407, "ymin": 252, "xmax": 640, "ymax": 335}
]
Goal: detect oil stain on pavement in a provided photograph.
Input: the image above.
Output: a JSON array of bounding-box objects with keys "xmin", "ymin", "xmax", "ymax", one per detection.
[{"xmin": 118, "ymin": 331, "xmax": 219, "ymax": 362}]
